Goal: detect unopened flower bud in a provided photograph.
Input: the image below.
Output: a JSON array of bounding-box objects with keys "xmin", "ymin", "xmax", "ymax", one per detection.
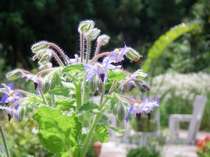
[
  {"xmin": 133, "ymin": 69, "xmax": 147, "ymax": 80},
  {"xmin": 125, "ymin": 47, "xmax": 142, "ymax": 62},
  {"xmin": 31, "ymin": 41, "xmax": 49, "ymax": 54},
  {"xmin": 78, "ymin": 20, "xmax": 95, "ymax": 34},
  {"xmin": 85, "ymin": 28, "xmax": 101, "ymax": 41},
  {"xmin": 97, "ymin": 34, "xmax": 110, "ymax": 46},
  {"xmin": 6, "ymin": 69, "xmax": 24, "ymax": 80},
  {"xmin": 38, "ymin": 62, "xmax": 52, "ymax": 70},
  {"xmin": 32, "ymin": 48, "xmax": 53, "ymax": 62}
]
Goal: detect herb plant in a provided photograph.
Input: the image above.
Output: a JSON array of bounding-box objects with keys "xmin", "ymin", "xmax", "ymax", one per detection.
[{"xmin": 0, "ymin": 20, "xmax": 159, "ymax": 157}]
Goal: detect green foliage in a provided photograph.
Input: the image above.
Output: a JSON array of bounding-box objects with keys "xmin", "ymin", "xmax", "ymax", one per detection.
[
  {"xmin": 1, "ymin": 0, "xmax": 210, "ymax": 156},
  {"xmin": 1, "ymin": 0, "xmax": 207, "ymax": 71},
  {"xmin": 108, "ymin": 69, "xmax": 127, "ymax": 81},
  {"xmin": 5, "ymin": 120, "xmax": 52, "ymax": 157},
  {"xmin": 127, "ymin": 146, "xmax": 160, "ymax": 157},
  {"xmin": 143, "ymin": 22, "xmax": 201, "ymax": 72},
  {"xmin": 197, "ymin": 142, "xmax": 210, "ymax": 157},
  {"xmin": 34, "ymin": 107, "xmax": 82, "ymax": 156}
]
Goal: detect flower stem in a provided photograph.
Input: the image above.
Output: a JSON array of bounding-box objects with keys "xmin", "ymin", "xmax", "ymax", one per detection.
[
  {"xmin": 0, "ymin": 126, "xmax": 10, "ymax": 157},
  {"xmin": 81, "ymin": 78, "xmax": 86, "ymax": 106},
  {"xmin": 90, "ymin": 52, "xmax": 111, "ymax": 63},
  {"xmin": 48, "ymin": 42, "xmax": 70, "ymax": 64},
  {"xmin": 80, "ymin": 34, "xmax": 85, "ymax": 63},
  {"xmin": 94, "ymin": 43, "xmax": 101, "ymax": 56},
  {"xmin": 86, "ymin": 40, "xmax": 91, "ymax": 63},
  {"xmin": 52, "ymin": 51, "xmax": 65, "ymax": 66},
  {"xmin": 81, "ymin": 84, "xmax": 105, "ymax": 157},
  {"xmin": 39, "ymin": 90, "xmax": 48, "ymax": 105}
]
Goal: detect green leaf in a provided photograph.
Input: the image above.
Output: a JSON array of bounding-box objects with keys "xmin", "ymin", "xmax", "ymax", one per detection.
[
  {"xmin": 75, "ymin": 82, "xmax": 82, "ymax": 108},
  {"xmin": 33, "ymin": 107, "xmax": 81, "ymax": 155},
  {"xmin": 55, "ymin": 97, "xmax": 76, "ymax": 110},
  {"xmin": 143, "ymin": 22, "xmax": 201, "ymax": 72},
  {"xmin": 63, "ymin": 64, "xmax": 84, "ymax": 73},
  {"xmin": 108, "ymin": 69, "xmax": 127, "ymax": 81},
  {"xmin": 49, "ymin": 86, "xmax": 69, "ymax": 96},
  {"xmin": 39, "ymin": 130, "xmax": 65, "ymax": 154},
  {"xmin": 79, "ymin": 101, "xmax": 98, "ymax": 112},
  {"xmin": 93, "ymin": 125, "xmax": 109, "ymax": 142}
]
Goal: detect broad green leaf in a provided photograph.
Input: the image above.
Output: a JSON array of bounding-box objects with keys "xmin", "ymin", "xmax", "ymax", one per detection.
[
  {"xmin": 93, "ymin": 125, "xmax": 109, "ymax": 142},
  {"xmin": 33, "ymin": 107, "xmax": 81, "ymax": 155},
  {"xmin": 55, "ymin": 97, "xmax": 76, "ymax": 110},
  {"xmin": 143, "ymin": 22, "xmax": 201, "ymax": 72},
  {"xmin": 108, "ymin": 69, "xmax": 127, "ymax": 81},
  {"xmin": 39, "ymin": 130, "xmax": 65, "ymax": 154},
  {"xmin": 63, "ymin": 64, "xmax": 84, "ymax": 73},
  {"xmin": 49, "ymin": 86, "xmax": 69, "ymax": 96},
  {"xmin": 79, "ymin": 101, "xmax": 98, "ymax": 112}
]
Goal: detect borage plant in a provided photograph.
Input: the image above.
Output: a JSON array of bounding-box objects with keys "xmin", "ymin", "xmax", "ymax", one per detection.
[{"xmin": 0, "ymin": 20, "xmax": 159, "ymax": 157}]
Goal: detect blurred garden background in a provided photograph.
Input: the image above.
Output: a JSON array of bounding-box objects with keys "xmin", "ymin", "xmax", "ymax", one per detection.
[{"xmin": 0, "ymin": 0, "xmax": 210, "ymax": 156}]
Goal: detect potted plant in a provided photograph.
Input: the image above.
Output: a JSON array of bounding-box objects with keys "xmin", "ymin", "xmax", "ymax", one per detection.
[{"xmin": 0, "ymin": 20, "xmax": 159, "ymax": 157}]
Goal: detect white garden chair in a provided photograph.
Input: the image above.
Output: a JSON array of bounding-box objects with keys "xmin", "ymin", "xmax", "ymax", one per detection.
[{"xmin": 169, "ymin": 95, "xmax": 207, "ymax": 144}]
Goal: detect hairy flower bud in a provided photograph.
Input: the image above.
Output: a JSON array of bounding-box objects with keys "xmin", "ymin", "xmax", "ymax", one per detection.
[
  {"xmin": 6, "ymin": 69, "xmax": 24, "ymax": 80},
  {"xmin": 133, "ymin": 69, "xmax": 147, "ymax": 81},
  {"xmin": 125, "ymin": 47, "xmax": 142, "ymax": 62},
  {"xmin": 38, "ymin": 62, "xmax": 53, "ymax": 70},
  {"xmin": 97, "ymin": 34, "xmax": 110, "ymax": 46},
  {"xmin": 85, "ymin": 28, "xmax": 101, "ymax": 41},
  {"xmin": 31, "ymin": 41, "xmax": 49, "ymax": 54},
  {"xmin": 78, "ymin": 20, "xmax": 95, "ymax": 34}
]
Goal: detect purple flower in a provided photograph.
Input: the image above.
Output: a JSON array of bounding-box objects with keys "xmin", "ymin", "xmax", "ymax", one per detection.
[
  {"xmin": 103, "ymin": 47, "xmax": 127, "ymax": 65},
  {"xmin": 0, "ymin": 83, "xmax": 23, "ymax": 120},
  {"xmin": 0, "ymin": 104, "xmax": 21, "ymax": 120},
  {"xmin": 0, "ymin": 83, "xmax": 22, "ymax": 104},
  {"xmin": 84, "ymin": 46, "xmax": 128, "ymax": 83},
  {"xmin": 84, "ymin": 62, "xmax": 119, "ymax": 83},
  {"xmin": 126, "ymin": 97, "xmax": 159, "ymax": 121}
]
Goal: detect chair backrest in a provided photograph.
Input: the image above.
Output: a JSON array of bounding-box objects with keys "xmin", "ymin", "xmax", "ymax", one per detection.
[{"xmin": 187, "ymin": 95, "xmax": 207, "ymax": 144}]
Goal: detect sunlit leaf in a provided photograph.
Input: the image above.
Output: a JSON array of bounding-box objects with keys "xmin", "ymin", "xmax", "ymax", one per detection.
[{"xmin": 143, "ymin": 22, "xmax": 201, "ymax": 72}]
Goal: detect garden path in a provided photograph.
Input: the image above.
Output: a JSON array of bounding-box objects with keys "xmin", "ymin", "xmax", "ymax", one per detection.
[
  {"xmin": 162, "ymin": 145, "xmax": 197, "ymax": 157},
  {"xmin": 162, "ymin": 130, "xmax": 210, "ymax": 157}
]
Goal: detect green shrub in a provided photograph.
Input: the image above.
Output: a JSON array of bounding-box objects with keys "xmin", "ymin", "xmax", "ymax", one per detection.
[{"xmin": 127, "ymin": 146, "xmax": 160, "ymax": 157}]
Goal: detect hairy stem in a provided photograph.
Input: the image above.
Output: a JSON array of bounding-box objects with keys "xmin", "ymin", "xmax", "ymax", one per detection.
[
  {"xmin": 81, "ymin": 77, "xmax": 86, "ymax": 107},
  {"xmin": 52, "ymin": 51, "xmax": 65, "ymax": 66},
  {"xmin": 86, "ymin": 39, "xmax": 91, "ymax": 63},
  {"xmin": 81, "ymin": 84, "xmax": 105, "ymax": 157},
  {"xmin": 90, "ymin": 52, "xmax": 111, "ymax": 63},
  {"xmin": 48, "ymin": 42, "xmax": 70, "ymax": 64},
  {"xmin": 80, "ymin": 34, "xmax": 85, "ymax": 63},
  {"xmin": 94, "ymin": 43, "xmax": 101, "ymax": 56},
  {"xmin": 0, "ymin": 126, "xmax": 10, "ymax": 157},
  {"xmin": 39, "ymin": 89, "xmax": 48, "ymax": 105}
]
